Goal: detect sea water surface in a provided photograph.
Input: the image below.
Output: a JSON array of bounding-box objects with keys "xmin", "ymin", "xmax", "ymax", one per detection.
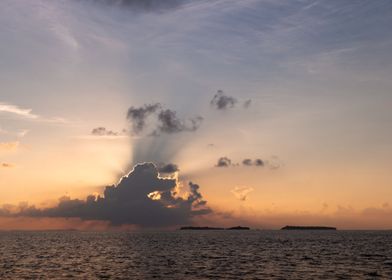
[{"xmin": 0, "ymin": 230, "xmax": 392, "ymax": 279}]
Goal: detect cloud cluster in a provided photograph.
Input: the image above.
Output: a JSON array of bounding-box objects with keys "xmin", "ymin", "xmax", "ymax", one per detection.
[
  {"xmin": 127, "ymin": 104, "xmax": 203, "ymax": 136},
  {"xmin": 91, "ymin": 127, "xmax": 121, "ymax": 136},
  {"xmin": 157, "ymin": 109, "xmax": 203, "ymax": 134},
  {"xmin": 242, "ymin": 158, "xmax": 264, "ymax": 167},
  {"xmin": 210, "ymin": 90, "xmax": 251, "ymax": 110},
  {"xmin": 231, "ymin": 186, "xmax": 254, "ymax": 201},
  {"xmin": 216, "ymin": 157, "xmax": 280, "ymax": 169},
  {"xmin": 9, "ymin": 163, "xmax": 211, "ymax": 227}
]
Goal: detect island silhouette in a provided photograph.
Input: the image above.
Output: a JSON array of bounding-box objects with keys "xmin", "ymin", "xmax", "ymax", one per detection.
[
  {"xmin": 179, "ymin": 225, "xmax": 338, "ymax": 230},
  {"xmin": 281, "ymin": 225, "xmax": 337, "ymax": 230},
  {"xmin": 180, "ymin": 226, "xmax": 250, "ymax": 230}
]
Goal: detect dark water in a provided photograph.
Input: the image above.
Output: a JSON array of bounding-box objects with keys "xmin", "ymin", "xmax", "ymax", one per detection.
[{"xmin": 0, "ymin": 230, "xmax": 392, "ymax": 279}]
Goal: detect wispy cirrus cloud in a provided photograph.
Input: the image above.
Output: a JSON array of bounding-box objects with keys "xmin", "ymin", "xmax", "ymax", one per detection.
[
  {"xmin": 0, "ymin": 141, "xmax": 19, "ymax": 152},
  {"xmin": 231, "ymin": 186, "xmax": 254, "ymax": 201},
  {"xmin": 0, "ymin": 103, "xmax": 38, "ymax": 119},
  {"xmin": 0, "ymin": 102, "xmax": 68, "ymax": 124}
]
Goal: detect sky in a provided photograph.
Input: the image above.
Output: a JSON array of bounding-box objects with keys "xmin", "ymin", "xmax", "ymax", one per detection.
[{"xmin": 1, "ymin": 0, "xmax": 392, "ymax": 230}]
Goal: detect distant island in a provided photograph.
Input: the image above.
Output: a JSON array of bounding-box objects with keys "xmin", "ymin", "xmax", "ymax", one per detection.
[
  {"xmin": 281, "ymin": 225, "xmax": 337, "ymax": 230},
  {"xmin": 226, "ymin": 226, "xmax": 250, "ymax": 230},
  {"xmin": 180, "ymin": 226, "xmax": 250, "ymax": 230}
]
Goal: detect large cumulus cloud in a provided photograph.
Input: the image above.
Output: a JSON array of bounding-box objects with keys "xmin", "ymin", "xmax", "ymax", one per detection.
[{"xmin": 9, "ymin": 163, "xmax": 211, "ymax": 227}]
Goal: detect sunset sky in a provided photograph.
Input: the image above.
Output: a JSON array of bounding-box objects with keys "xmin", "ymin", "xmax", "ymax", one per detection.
[{"xmin": 1, "ymin": 0, "xmax": 392, "ymax": 230}]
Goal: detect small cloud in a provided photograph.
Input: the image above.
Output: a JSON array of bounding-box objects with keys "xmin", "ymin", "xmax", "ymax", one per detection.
[
  {"xmin": 0, "ymin": 141, "xmax": 19, "ymax": 152},
  {"xmin": 243, "ymin": 99, "xmax": 252, "ymax": 108},
  {"xmin": 210, "ymin": 90, "xmax": 252, "ymax": 111},
  {"xmin": 91, "ymin": 127, "xmax": 120, "ymax": 136},
  {"xmin": 215, "ymin": 157, "xmax": 232, "ymax": 167},
  {"xmin": 321, "ymin": 203, "xmax": 329, "ymax": 212},
  {"xmin": 231, "ymin": 186, "xmax": 254, "ymax": 201},
  {"xmin": 265, "ymin": 156, "xmax": 283, "ymax": 170},
  {"xmin": 210, "ymin": 90, "xmax": 237, "ymax": 110},
  {"xmin": 157, "ymin": 163, "xmax": 179, "ymax": 174},
  {"xmin": 1, "ymin": 163, "xmax": 15, "ymax": 168},
  {"xmin": 254, "ymin": 159, "xmax": 264, "ymax": 166},
  {"xmin": 241, "ymin": 158, "xmax": 264, "ymax": 167},
  {"xmin": 17, "ymin": 130, "xmax": 29, "ymax": 138}
]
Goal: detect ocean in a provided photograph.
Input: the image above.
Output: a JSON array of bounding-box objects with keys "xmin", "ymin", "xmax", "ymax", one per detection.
[{"xmin": 0, "ymin": 230, "xmax": 391, "ymax": 279}]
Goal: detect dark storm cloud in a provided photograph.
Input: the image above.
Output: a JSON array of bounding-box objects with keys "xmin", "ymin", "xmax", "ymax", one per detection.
[
  {"xmin": 85, "ymin": 0, "xmax": 183, "ymax": 12},
  {"xmin": 91, "ymin": 127, "xmax": 119, "ymax": 136},
  {"xmin": 127, "ymin": 104, "xmax": 203, "ymax": 136},
  {"xmin": 157, "ymin": 163, "xmax": 179, "ymax": 174},
  {"xmin": 127, "ymin": 103, "xmax": 161, "ymax": 134},
  {"xmin": 10, "ymin": 163, "xmax": 211, "ymax": 227},
  {"xmin": 210, "ymin": 90, "xmax": 237, "ymax": 110},
  {"xmin": 215, "ymin": 157, "xmax": 232, "ymax": 167}
]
